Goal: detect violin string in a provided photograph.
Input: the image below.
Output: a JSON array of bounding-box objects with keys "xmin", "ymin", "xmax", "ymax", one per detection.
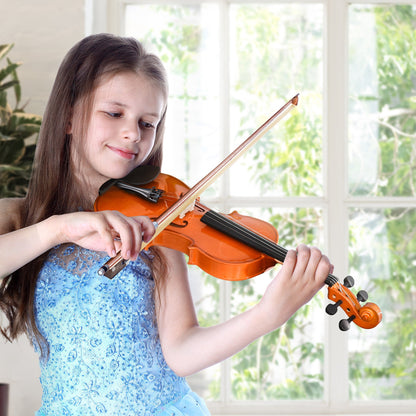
[
  {"xmin": 200, "ymin": 209, "xmax": 288, "ymax": 262},
  {"xmin": 200, "ymin": 208, "xmax": 338, "ymax": 286},
  {"xmin": 156, "ymin": 194, "xmax": 339, "ymax": 286}
]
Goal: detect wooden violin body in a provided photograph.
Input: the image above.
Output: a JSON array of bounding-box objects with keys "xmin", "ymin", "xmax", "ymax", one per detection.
[
  {"xmin": 95, "ymin": 173, "xmax": 279, "ymax": 280},
  {"xmin": 95, "ymin": 170, "xmax": 382, "ymax": 331}
]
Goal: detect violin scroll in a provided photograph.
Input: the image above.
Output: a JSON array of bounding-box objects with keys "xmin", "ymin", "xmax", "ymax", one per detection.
[{"xmin": 326, "ymin": 275, "xmax": 382, "ymax": 330}]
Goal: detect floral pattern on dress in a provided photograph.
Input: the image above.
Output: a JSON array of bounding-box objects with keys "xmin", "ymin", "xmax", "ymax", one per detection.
[{"xmin": 32, "ymin": 244, "xmax": 205, "ymax": 416}]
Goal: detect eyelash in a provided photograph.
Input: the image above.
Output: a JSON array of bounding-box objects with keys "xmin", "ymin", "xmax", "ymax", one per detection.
[
  {"xmin": 106, "ymin": 112, "xmax": 122, "ymax": 118},
  {"xmin": 140, "ymin": 121, "xmax": 156, "ymax": 129},
  {"xmin": 105, "ymin": 112, "xmax": 156, "ymax": 129}
]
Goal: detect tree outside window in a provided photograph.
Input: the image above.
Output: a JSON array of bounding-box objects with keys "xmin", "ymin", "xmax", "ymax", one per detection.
[{"xmin": 122, "ymin": 0, "xmax": 416, "ymax": 408}]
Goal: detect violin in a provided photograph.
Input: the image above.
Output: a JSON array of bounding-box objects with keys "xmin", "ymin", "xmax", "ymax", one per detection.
[
  {"xmin": 94, "ymin": 167, "xmax": 382, "ymax": 331},
  {"xmin": 94, "ymin": 95, "xmax": 382, "ymax": 331}
]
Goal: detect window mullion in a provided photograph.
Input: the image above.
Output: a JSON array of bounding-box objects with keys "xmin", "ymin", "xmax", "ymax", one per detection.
[
  {"xmin": 325, "ymin": 0, "xmax": 350, "ymax": 411},
  {"xmin": 218, "ymin": 0, "xmax": 232, "ymax": 405}
]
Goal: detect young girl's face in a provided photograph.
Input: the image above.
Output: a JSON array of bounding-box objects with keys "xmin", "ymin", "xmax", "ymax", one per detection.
[{"xmin": 71, "ymin": 71, "xmax": 165, "ymax": 190}]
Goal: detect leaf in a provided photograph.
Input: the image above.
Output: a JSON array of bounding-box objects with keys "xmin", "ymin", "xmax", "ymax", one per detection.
[
  {"xmin": 0, "ymin": 80, "xmax": 18, "ymax": 92},
  {"xmin": 0, "ymin": 137, "xmax": 25, "ymax": 164},
  {"xmin": 0, "ymin": 43, "xmax": 40, "ymax": 198},
  {"xmin": 0, "ymin": 62, "xmax": 21, "ymax": 84},
  {"xmin": 0, "ymin": 44, "xmax": 13, "ymax": 61},
  {"xmin": 12, "ymin": 112, "xmax": 42, "ymax": 125},
  {"xmin": 8, "ymin": 57, "xmax": 21, "ymax": 104},
  {"xmin": 0, "ymin": 103, "xmax": 12, "ymax": 126}
]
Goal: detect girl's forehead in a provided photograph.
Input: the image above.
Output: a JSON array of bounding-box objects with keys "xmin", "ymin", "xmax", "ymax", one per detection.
[
  {"xmin": 91, "ymin": 72, "xmax": 166, "ymax": 115},
  {"xmin": 95, "ymin": 71, "xmax": 165, "ymax": 97}
]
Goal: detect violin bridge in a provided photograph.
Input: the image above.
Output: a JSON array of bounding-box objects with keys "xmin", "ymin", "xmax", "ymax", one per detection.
[{"xmin": 179, "ymin": 199, "xmax": 196, "ymax": 218}]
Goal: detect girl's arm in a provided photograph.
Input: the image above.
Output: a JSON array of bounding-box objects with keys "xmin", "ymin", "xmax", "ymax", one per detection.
[
  {"xmin": 0, "ymin": 198, "xmax": 155, "ymax": 279},
  {"xmin": 156, "ymin": 245, "xmax": 332, "ymax": 377}
]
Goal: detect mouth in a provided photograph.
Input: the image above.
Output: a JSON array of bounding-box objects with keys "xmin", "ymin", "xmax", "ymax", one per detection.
[{"xmin": 107, "ymin": 145, "xmax": 138, "ymax": 160}]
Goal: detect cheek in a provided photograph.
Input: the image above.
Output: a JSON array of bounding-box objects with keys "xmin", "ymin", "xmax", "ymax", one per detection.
[
  {"xmin": 141, "ymin": 134, "xmax": 157, "ymax": 160},
  {"xmin": 71, "ymin": 126, "xmax": 100, "ymax": 165}
]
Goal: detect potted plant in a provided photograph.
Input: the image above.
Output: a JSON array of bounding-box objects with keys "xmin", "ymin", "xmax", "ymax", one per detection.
[
  {"xmin": 0, "ymin": 44, "xmax": 42, "ymax": 416},
  {"xmin": 0, "ymin": 43, "xmax": 42, "ymax": 198}
]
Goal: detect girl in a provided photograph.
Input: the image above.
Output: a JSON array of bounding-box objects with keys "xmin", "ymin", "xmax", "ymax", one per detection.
[{"xmin": 0, "ymin": 34, "xmax": 332, "ymax": 415}]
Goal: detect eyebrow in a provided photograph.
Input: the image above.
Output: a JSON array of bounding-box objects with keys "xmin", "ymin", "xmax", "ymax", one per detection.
[
  {"xmin": 103, "ymin": 101, "xmax": 161, "ymax": 117},
  {"xmin": 103, "ymin": 101, "xmax": 127, "ymax": 108}
]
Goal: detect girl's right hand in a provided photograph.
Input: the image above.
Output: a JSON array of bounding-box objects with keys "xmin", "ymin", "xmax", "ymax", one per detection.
[
  {"xmin": 56, "ymin": 210, "xmax": 156, "ymax": 261},
  {"xmin": 0, "ymin": 209, "xmax": 155, "ymax": 279}
]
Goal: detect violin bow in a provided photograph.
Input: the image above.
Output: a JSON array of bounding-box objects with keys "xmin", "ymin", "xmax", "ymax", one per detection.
[{"xmin": 98, "ymin": 94, "xmax": 299, "ymax": 277}]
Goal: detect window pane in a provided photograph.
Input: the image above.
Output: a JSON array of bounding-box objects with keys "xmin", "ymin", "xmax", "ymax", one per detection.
[
  {"xmin": 178, "ymin": 205, "xmax": 326, "ymax": 402},
  {"xmin": 229, "ymin": 4, "xmax": 324, "ymax": 197},
  {"xmin": 349, "ymin": 207, "xmax": 416, "ymax": 399},
  {"xmin": 125, "ymin": 2, "xmax": 326, "ymax": 404},
  {"xmin": 125, "ymin": 4, "xmax": 221, "ymax": 195},
  {"xmin": 187, "ymin": 267, "xmax": 222, "ymax": 400},
  {"xmin": 348, "ymin": 5, "xmax": 416, "ymax": 197},
  {"xmin": 229, "ymin": 206, "xmax": 325, "ymax": 400}
]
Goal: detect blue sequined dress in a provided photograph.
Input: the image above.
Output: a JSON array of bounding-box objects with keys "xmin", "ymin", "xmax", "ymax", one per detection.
[{"xmin": 33, "ymin": 244, "xmax": 210, "ymax": 416}]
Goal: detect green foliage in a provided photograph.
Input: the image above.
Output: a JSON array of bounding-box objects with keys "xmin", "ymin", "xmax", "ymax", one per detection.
[
  {"xmin": 128, "ymin": 2, "xmax": 416, "ymax": 403},
  {"xmin": 349, "ymin": 208, "xmax": 416, "ymax": 399},
  {"xmin": 350, "ymin": 5, "xmax": 416, "ymax": 197},
  {"xmin": 231, "ymin": 4, "xmax": 323, "ymax": 197},
  {"xmin": 0, "ymin": 44, "xmax": 41, "ymax": 198},
  {"xmin": 347, "ymin": 5, "xmax": 416, "ymax": 399}
]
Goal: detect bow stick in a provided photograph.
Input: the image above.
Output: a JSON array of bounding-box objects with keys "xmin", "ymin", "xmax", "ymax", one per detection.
[{"xmin": 98, "ymin": 94, "xmax": 299, "ymax": 277}]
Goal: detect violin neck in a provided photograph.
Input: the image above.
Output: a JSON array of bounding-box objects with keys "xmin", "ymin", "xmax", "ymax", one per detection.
[
  {"xmin": 200, "ymin": 209, "xmax": 337, "ymax": 287},
  {"xmin": 201, "ymin": 209, "xmax": 289, "ymax": 264}
]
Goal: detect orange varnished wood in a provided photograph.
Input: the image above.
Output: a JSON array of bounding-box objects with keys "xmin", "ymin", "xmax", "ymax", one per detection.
[
  {"xmin": 94, "ymin": 173, "xmax": 279, "ymax": 281},
  {"xmin": 94, "ymin": 172, "xmax": 382, "ymax": 330},
  {"xmin": 327, "ymin": 283, "xmax": 382, "ymax": 329}
]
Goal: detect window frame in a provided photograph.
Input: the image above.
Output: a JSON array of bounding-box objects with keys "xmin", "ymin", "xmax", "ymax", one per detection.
[{"xmin": 89, "ymin": 0, "xmax": 416, "ymax": 413}]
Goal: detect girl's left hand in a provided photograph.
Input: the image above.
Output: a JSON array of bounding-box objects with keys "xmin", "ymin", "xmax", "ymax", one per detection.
[
  {"xmin": 256, "ymin": 244, "xmax": 333, "ymax": 332},
  {"xmin": 156, "ymin": 244, "xmax": 333, "ymax": 377}
]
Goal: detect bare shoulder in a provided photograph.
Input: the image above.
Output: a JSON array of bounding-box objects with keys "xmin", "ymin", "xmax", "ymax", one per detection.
[
  {"xmin": 158, "ymin": 246, "xmax": 188, "ymax": 274},
  {"xmin": 0, "ymin": 197, "xmax": 25, "ymax": 234}
]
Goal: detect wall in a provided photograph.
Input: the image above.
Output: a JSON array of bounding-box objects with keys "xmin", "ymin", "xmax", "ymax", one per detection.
[
  {"xmin": 0, "ymin": 0, "xmax": 86, "ymax": 115},
  {"xmin": 0, "ymin": 1, "xmax": 85, "ymax": 414}
]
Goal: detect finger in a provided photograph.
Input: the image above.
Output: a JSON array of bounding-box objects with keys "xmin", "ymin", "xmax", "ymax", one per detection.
[
  {"xmin": 109, "ymin": 214, "xmax": 155, "ymax": 260},
  {"xmin": 302, "ymin": 246, "xmax": 324, "ymax": 281},
  {"xmin": 133, "ymin": 216, "xmax": 156, "ymax": 243},
  {"xmin": 128, "ymin": 216, "xmax": 156, "ymax": 259},
  {"xmin": 97, "ymin": 211, "xmax": 135, "ymax": 260},
  {"xmin": 112, "ymin": 214, "xmax": 136, "ymax": 260},
  {"xmin": 92, "ymin": 213, "xmax": 118, "ymax": 257},
  {"xmin": 280, "ymin": 249, "xmax": 298, "ymax": 280},
  {"xmin": 315, "ymin": 254, "xmax": 332, "ymax": 285},
  {"xmin": 118, "ymin": 216, "xmax": 140, "ymax": 260},
  {"xmin": 293, "ymin": 244, "xmax": 311, "ymax": 278}
]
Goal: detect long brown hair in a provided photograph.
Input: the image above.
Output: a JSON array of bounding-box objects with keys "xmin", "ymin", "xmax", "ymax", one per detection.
[{"xmin": 0, "ymin": 34, "xmax": 169, "ymax": 351}]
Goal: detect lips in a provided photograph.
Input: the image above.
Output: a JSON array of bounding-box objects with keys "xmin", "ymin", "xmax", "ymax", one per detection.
[{"xmin": 107, "ymin": 145, "xmax": 137, "ymax": 160}]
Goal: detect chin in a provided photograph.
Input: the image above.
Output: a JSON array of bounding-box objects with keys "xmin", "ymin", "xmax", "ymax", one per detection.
[{"xmin": 104, "ymin": 164, "xmax": 138, "ymax": 180}]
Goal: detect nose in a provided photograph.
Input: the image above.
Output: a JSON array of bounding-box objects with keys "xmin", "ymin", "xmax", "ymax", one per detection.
[{"xmin": 122, "ymin": 120, "xmax": 140, "ymax": 142}]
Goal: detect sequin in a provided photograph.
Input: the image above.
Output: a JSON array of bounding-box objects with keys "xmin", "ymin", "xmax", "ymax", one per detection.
[{"xmin": 32, "ymin": 244, "xmax": 210, "ymax": 415}]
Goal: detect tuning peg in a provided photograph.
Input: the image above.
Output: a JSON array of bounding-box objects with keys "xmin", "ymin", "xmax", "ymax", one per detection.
[
  {"xmin": 339, "ymin": 315, "xmax": 356, "ymax": 331},
  {"xmin": 343, "ymin": 275, "xmax": 355, "ymax": 288},
  {"xmin": 325, "ymin": 300, "xmax": 342, "ymax": 316},
  {"xmin": 356, "ymin": 290, "xmax": 368, "ymax": 302}
]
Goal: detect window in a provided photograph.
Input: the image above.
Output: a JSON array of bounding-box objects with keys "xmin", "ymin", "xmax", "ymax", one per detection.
[{"xmin": 91, "ymin": 0, "xmax": 416, "ymax": 413}]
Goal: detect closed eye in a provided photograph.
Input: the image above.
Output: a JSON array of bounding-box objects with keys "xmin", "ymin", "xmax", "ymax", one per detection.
[
  {"xmin": 106, "ymin": 112, "xmax": 123, "ymax": 118},
  {"xmin": 140, "ymin": 120, "xmax": 156, "ymax": 129}
]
